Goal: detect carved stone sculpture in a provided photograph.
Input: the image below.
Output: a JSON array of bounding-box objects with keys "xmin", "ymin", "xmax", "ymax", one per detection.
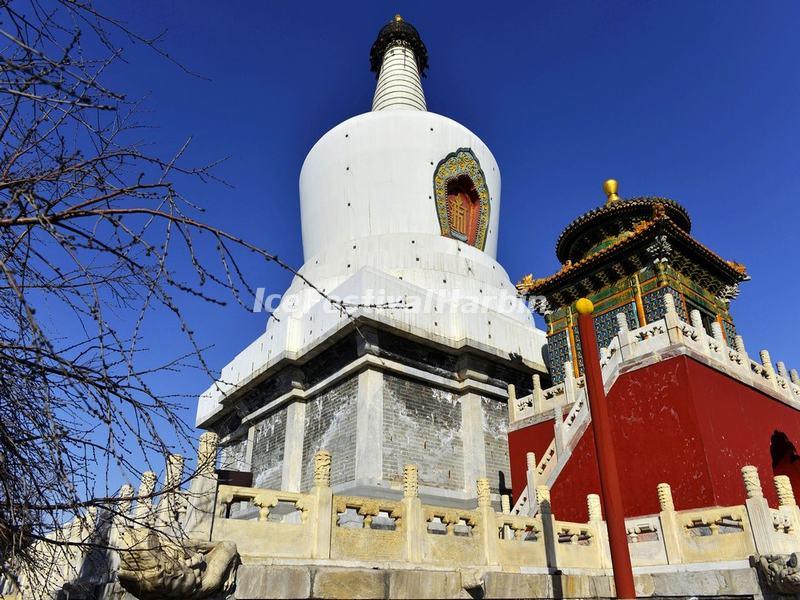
[
  {"xmin": 117, "ymin": 528, "xmax": 239, "ymax": 599},
  {"xmin": 753, "ymin": 553, "xmax": 800, "ymax": 593}
]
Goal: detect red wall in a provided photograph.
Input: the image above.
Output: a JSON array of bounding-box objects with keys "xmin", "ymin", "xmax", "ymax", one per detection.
[{"xmin": 508, "ymin": 355, "xmax": 800, "ymax": 522}]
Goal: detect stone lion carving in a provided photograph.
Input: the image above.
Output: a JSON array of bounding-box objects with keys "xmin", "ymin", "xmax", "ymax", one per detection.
[
  {"xmin": 118, "ymin": 528, "xmax": 239, "ymax": 599},
  {"xmin": 753, "ymin": 553, "xmax": 800, "ymax": 593}
]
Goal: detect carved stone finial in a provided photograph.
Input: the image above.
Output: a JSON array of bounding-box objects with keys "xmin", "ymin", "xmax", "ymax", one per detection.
[
  {"xmin": 587, "ymin": 494, "xmax": 602, "ymax": 521},
  {"xmin": 775, "ymin": 475, "xmax": 796, "ymax": 507},
  {"xmin": 165, "ymin": 454, "xmax": 185, "ymax": 490},
  {"xmin": 526, "ymin": 452, "xmax": 537, "ymax": 472},
  {"xmin": 198, "ymin": 432, "xmax": 219, "ymax": 475},
  {"xmin": 535, "ymin": 485, "xmax": 551, "ymax": 505},
  {"xmin": 532, "ymin": 374, "xmax": 542, "ymax": 411},
  {"xmin": 501, "ymin": 494, "xmax": 511, "ymax": 514},
  {"xmin": 477, "ymin": 478, "xmax": 491, "ymax": 507},
  {"xmin": 690, "ymin": 309, "xmax": 703, "ymax": 331},
  {"xmin": 777, "ymin": 362, "xmax": 789, "ymax": 378},
  {"xmin": 791, "ymin": 369, "xmax": 800, "ymax": 385},
  {"xmin": 507, "ymin": 383, "xmax": 516, "ymax": 402},
  {"xmin": 134, "ymin": 471, "xmax": 158, "ymax": 523},
  {"xmin": 735, "ymin": 335, "xmax": 747, "ymax": 355},
  {"xmin": 657, "ymin": 483, "xmax": 675, "ymax": 512},
  {"xmin": 742, "ymin": 465, "xmax": 763, "ymax": 499},
  {"xmin": 761, "ymin": 350, "xmax": 775, "ymax": 377},
  {"xmin": 118, "ymin": 483, "xmax": 135, "ymax": 518},
  {"xmin": 663, "ymin": 293, "xmax": 676, "ymax": 316},
  {"xmin": 314, "ymin": 450, "xmax": 332, "ymax": 487},
  {"xmin": 403, "ymin": 464, "xmax": 419, "ymax": 498},
  {"xmin": 616, "ymin": 312, "xmax": 629, "ymax": 333},
  {"xmin": 711, "ymin": 322, "xmax": 725, "ymax": 344}
]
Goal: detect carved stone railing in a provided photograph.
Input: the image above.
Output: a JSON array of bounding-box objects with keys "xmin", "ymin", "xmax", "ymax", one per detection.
[
  {"xmin": 207, "ymin": 456, "xmax": 800, "ymax": 572},
  {"xmin": 509, "ymin": 294, "xmax": 800, "ymax": 516},
  {"xmin": 13, "ymin": 448, "xmax": 800, "ymax": 598}
]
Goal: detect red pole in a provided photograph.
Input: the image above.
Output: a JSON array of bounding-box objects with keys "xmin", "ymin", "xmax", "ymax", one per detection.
[{"xmin": 575, "ymin": 298, "xmax": 636, "ymax": 599}]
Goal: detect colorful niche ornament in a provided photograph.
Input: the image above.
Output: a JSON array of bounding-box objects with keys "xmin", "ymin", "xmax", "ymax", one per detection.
[{"xmin": 433, "ymin": 148, "xmax": 490, "ymax": 250}]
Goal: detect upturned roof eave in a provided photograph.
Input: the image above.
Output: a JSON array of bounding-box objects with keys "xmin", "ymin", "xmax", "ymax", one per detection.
[{"xmin": 520, "ymin": 218, "xmax": 748, "ymax": 299}]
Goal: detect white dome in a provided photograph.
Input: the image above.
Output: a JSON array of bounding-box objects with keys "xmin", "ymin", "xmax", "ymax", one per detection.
[{"xmin": 299, "ymin": 110, "xmax": 501, "ymax": 261}]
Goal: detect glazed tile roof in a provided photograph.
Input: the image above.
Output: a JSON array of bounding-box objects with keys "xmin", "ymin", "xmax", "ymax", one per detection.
[{"xmin": 518, "ymin": 210, "xmax": 748, "ymax": 297}]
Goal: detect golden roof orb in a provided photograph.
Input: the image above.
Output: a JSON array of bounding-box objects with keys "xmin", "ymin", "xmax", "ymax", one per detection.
[
  {"xmin": 394, "ymin": 14, "xmax": 403, "ymax": 21},
  {"xmin": 603, "ymin": 179, "xmax": 621, "ymax": 204}
]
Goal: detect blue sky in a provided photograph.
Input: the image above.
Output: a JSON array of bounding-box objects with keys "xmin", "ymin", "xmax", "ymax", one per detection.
[{"xmin": 102, "ymin": 1, "xmax": 800, "ymax": 437}]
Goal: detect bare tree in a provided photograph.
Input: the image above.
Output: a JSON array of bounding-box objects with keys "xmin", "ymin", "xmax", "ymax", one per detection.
[{"xmin": 0, "ymin": 1, "xmax": 344, "ymax": 594}]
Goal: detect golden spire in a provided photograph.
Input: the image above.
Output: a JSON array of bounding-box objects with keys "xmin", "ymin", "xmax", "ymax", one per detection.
[
  {"xmin": 603, "ymin": 179, "xmax": 621, "ymax": 204},
  {"xmin": 394, "ymin": 14, "xmax": 403, "ymax": 21}
]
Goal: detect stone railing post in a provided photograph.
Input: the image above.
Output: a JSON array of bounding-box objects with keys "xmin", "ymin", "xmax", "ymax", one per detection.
[
  {"xmin": 775, "ymin": 475, "xmax": 796, "ymax": 507},
  {"xmin": 311, "ymin": 450, "xmax": 333, "ymax": 559},
  {"xmin": 588, "ymin": 493, "xmax": 611, "ymax": 568},
  {"xmin": 777, "ymin": 362, "xmax": 789, "ymax": 379},
  {"xmin": 554, "ymin": 369, "xmax": 570, "ymax": 457},
  {"xmin": 500, "ymin": 494, "xmax": 512, "ymax": 540},
  {"xmin": 537, "ymin": 484, "xmax": 558, "ymax": 569},
  {"xmin": 774, "ymin": 475, "xmax": 800, "ymax": 536},
  {"xmin": 117, "ymin": 483, "xmax": 135, "ymax": 522},
  {"xmin": 532, "ymin": 374, "xmax": 543, "ymax": 413},
  {"xmin": 663, "ymin": 293, "xmax": 683, "ymax": 345},
  {"xmin": 657, "ymin": 483, "xmax": 682, "ymax": 564},
  {"xmin": 198, "ymin": 431, "xmax": 219, "ymax": 476},
  {"xmin": 525, "ymin": 452, "xmax": 537, "ymax": 516},
  {"xmin": 477, "ymin": 478, "xmax": 500, "ymax": 566},
  {"xmin": 791, "ymin": 369, "xmax": 800, "ymax": 386},
  {"xmin": 402, "ymin": 464, "xmax": 425, "ymax": 563},
  {"xmin": 133, "ymin": 471, "xmax": 157, "ymax": 527},
  {"xmin": 183, "ymin": 432, "xmax": 219, "ymax": 539},
  {"xmin": 587, "ymin": 494, "xmax": 602, "ymax": 522},
  {"xmin": 616, "ymin": 311, "xmax": 634, "ymax": 358},
  {"xmin": 507, "ymin": 383, "xmax": 518, "ymax": 423},
  {"xmin": 689, "ymin": 309, "xmax": 709, "ymax": 350},
  {"xmin": 733, "ymin": 334, "xmax": 751, "ymax": 373},
  {"xmin": 734, "ymin": 334, "xmax": 747, "ymax": 356},
  {"xmin": 710, "ymin": 322, "xmax": 726, "ymax": 349},
  {"xmin": 107, "ymin": 484, "xmax": 135, "ymax": 573},
  {"xmin": 157, "ymin": 453, "xmax": 184, "ymax": 529},
  {"xmin": 742, "ymin": 465, "xmax": 778, "ymax": 554},
  {"xmin": 760, "ymin": 351, "xmax": 777, "ymax": 388},
  {"xmin": 564, "ymin": 365, "xmax": 577, "ymax": 405},
  {"xmin": 111, "ymin": 484, "xmax": 135, "ymax": 543}
]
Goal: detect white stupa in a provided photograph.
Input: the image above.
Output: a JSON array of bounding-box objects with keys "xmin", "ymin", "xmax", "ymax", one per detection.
[{"xmin": 198, "ymin": 16, "xmax": 547, "ymax": 505}]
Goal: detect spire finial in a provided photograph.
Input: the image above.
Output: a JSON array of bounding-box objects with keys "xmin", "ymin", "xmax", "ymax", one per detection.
[
  {"xmin": 370, "ymin": 15, "xmax": 428, "ymax": 110},
  {"xmin": 603, "ymin": 179, "xmax": 621, "ymax": 204}
]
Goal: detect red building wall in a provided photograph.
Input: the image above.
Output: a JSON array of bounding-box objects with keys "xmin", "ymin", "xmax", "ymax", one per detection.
[{"xmin": 508, "ymin": 355, "xmax": 800, "ymax": 522}]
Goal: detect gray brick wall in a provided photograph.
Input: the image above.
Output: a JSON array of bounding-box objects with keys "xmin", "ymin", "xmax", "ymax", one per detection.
[
  {"xmin": 481, "ymin": 397, "xmax": 511, "ymax": 495},
  {"xmin": 301, "ymin": 377, "xmax": 358, "ymax": 490},
  {"xmin": 251, "ymin": 408, "xmax": 287, "ymax": 489},
  {"xmin": 219, "ymin": 436, "xmax": 249, "ymax": 472},
  {"xmin": 383, "ymin": 374, "xmax": 464, "ymax": 491}
]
